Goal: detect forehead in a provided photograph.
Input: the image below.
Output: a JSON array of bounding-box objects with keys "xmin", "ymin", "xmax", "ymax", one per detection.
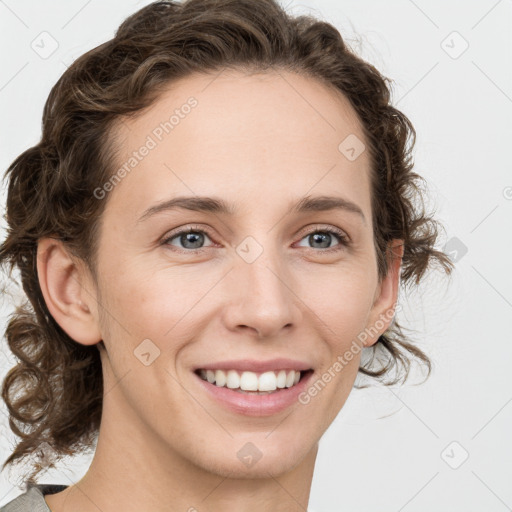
[{"xmin": 105, "ymin": 69, "xmax": 372, "ymax": 220}]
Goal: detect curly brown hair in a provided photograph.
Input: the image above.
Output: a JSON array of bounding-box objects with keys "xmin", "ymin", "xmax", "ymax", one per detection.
[{"xmin": 0, "ymin": 0, "xmax": 453, "ymax": 484}]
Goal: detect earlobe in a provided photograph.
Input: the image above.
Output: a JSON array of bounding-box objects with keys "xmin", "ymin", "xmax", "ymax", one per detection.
[
  {"xmin": 36, "ymin": 237, "xmax": 102, "ymax": 346},
  {"xmin": 363, "ymin": 239, "xmax": 404, "ymax": 347}
]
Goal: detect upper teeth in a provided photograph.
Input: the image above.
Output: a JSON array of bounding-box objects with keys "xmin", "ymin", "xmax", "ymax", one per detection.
[{"xmin": 199, "ymin": 369, "xmax": 302, "ymax": 391}]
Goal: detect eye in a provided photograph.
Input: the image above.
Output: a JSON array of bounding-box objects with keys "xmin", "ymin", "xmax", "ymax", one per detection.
[
  {"xmin": 161, "ymin": 225, "xmax": 215, "ymax": 252},
  {"xmin": 295, "ymin": 226, "xmax": 349, "ymax": 252}
]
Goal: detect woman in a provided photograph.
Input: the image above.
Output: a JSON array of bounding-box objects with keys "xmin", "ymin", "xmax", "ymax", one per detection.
[{"xmin": 0, "ymin": 0, "xmax": 453, "ymax": 510}]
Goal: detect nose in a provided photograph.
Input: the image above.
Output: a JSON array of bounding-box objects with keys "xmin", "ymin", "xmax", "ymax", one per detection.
[{"xmin": 220, "ymin": 249, "xmax": 302, "ymax": 339}]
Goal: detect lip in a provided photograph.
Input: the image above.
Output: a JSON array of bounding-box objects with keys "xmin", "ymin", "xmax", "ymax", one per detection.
[
  {"xmin": 193, "ymin": 368, "xmax": 314, "ymax": 417},
  {"xmin": 194, "ymin": 358, "xmax": 312, "ymax": 373}
]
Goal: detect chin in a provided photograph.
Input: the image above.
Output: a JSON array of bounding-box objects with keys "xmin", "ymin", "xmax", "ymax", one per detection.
[{"xmin": 193, "ymin": 434, "xmax": 316, "ymax": 480}]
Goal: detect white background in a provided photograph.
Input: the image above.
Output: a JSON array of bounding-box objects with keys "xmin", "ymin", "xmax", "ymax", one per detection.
[{"xmin": 0, "ymin": 0, "xmax": 511, "ymax": 510}]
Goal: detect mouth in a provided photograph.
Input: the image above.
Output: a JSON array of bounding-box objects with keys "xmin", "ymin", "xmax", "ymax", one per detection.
[
  {"xmin": 194, "ymin": 368, "xmax": 314, "ymax": 395},
  {"xmin": 191, "ymin": 358, "xmax": 315, "ymax": 416}
]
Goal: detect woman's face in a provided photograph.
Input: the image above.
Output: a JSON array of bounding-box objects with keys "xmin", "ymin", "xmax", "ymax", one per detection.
[{"xmin": 79, "ymin": 69, "xmax": 400, "ymax": 478}]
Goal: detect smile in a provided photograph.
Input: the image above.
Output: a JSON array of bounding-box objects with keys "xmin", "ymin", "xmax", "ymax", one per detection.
[{"xmin": 195, "ymin": 368, "xmax": 310, "ymax": 394}]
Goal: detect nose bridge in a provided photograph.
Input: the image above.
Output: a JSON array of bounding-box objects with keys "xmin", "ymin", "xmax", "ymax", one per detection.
[{"xmin": 224, "ymin": 235, "xmax": 299, "ymax": 337}]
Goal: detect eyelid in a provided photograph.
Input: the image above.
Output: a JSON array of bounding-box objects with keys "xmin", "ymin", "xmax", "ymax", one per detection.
[
  {"xmin": 295, "ymin": 223, "xmax": 350, "ymax": 243},
  {"xmin": 161, "ymin": 224, "xmax": 216, "ymax": 247}
]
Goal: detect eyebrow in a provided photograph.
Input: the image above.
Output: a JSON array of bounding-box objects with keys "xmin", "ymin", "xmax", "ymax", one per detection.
[{"xmin": 137, "ymin": 194, "xmax": 366, "ymax": 224}]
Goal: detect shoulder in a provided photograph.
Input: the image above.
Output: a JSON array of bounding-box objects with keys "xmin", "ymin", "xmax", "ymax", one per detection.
[{"xmin": 0, "ymin": 483, "xmax": 68, "ymax": 512}]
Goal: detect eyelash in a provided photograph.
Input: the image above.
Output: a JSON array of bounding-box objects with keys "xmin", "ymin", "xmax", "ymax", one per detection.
[{"xmin": 161, "ymin": 224, "xmax": 350, "ymax": 254}]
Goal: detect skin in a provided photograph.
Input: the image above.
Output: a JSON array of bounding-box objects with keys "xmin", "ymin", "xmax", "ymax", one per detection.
[{"xmin": 37, "ymin": 69, "xmax": 403, "ymax": 512}]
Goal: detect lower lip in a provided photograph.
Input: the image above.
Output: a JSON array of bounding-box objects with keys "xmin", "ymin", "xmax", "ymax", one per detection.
[{"xmin": 194, "ymin": 370, "xmax": 314, "ymax": 417}]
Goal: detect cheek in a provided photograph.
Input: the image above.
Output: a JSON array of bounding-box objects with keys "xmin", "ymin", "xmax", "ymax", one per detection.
[
  {"xmin": 297, "ymin": 266, "xmax": 374, "ymax": 410},
  {"xmin": 301, "ymin": 267, "xmax": 375, "ymax": 343},
  {"xmin": 102, "ymin": 262, "xmax": 218, "ymax": 347}
]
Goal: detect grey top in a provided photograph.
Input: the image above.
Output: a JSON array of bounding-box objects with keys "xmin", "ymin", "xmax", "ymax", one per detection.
[{"xmin": 0, "ymin": 483, "xmax": 68, "ymax": 512}]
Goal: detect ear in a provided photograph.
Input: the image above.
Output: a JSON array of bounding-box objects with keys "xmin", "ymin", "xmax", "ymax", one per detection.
[
  {"xmin": 363, "ymin": 239, "xmax": 404, "ymax": 347},
  {"xmin": 36, "ymin": 237, "xmax": 102, "ymax": 346}
]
